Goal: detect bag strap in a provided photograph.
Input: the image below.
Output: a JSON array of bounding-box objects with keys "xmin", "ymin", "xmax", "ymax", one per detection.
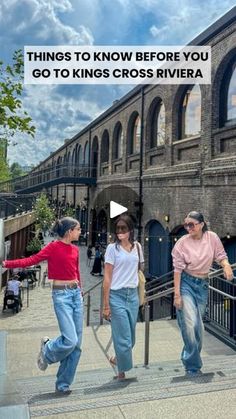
[{"xmin": 136, "ymin": 242, "xmax": 141, "ymax": 270}]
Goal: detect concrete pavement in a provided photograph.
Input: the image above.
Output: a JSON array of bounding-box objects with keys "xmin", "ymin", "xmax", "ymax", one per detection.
[{"xmin": 0, "ymin": 244, "xmax": 236, "ymax": 418}]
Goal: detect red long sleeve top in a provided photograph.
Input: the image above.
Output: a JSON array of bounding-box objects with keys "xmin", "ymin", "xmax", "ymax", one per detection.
[{"xmin": 4, "ymin": 241, "xmax": 80, "ymax": 283}]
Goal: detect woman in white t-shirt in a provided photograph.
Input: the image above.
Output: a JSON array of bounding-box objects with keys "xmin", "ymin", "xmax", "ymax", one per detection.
[{"xmin": 103, "ymin": 214, "xmax": 144, "ymax": 380}]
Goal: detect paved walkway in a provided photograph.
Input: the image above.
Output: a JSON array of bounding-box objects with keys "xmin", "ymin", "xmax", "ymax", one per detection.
[{"xmin": 0, "ymin": 244, "xmax": 236, "ymax": 418}]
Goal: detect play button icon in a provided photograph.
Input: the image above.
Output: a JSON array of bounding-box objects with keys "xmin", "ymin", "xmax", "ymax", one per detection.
[{"xmin": 110, "ymin": 201, "xmax": 128, "ymax": 218}]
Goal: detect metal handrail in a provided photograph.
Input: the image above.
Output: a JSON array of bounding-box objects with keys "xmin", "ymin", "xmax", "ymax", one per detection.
[
  {"xmin": 143, "ymin": 266, "xmax": 236, "ymax": 366},
  {"xmin": 145, "ymin": 286, "xmax": 174, "ymax": 302},
  {"xmin": 83, "ymin": 278, "xmax": 103, "ymax": 297},
  {"xmin": 208, "ymin": 262, "xmax": 236, "ymax": 278},
  {"xmin": 208, "ymin": 286, "xmax": 236, "ymax": 300},
  {"xmin": 146, "ymin": 270, "xmax": 174, "ymax": 288},
  {"xmin": 146, "ymin": 279, "xmax": 174, "ymax": 296},
  {"xmin": 84, "ymin": 278, "xmax": 104, "ymax": 326}
]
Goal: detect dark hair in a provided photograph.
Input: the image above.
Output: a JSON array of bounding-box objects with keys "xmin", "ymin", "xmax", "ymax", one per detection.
[
  {"xmin": 52, "ymin": 217, "xmax": 79, "ymax": 238},
  {"xmin": 187, "ymin": 211, "xmax": 208, "ymax": 233},
  {"xmin": 114, "ymin": 214, "xmax": 135, "ymax": 247}
]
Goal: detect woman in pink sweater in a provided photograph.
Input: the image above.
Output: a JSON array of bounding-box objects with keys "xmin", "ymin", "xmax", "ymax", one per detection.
[
  {"xmin": 172, "ymin": 211, "xmax": 233, "ymax": 377},
  {"xmin": 3, "ymin": 217, "xmax": 83, "ymax": 394}
]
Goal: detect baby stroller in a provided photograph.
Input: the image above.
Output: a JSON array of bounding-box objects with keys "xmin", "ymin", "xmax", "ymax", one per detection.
[{"xmin": 2, "ymin": 278, "xmax": 22, "ymax": 314}]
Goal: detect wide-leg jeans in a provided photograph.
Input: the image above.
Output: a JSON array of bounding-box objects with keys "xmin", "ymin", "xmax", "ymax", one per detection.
[
  {"xmin": 44, "ymin": 287, "xmax": 83, "ymax": 391},
  {"xmin": 110, "ymin": 287, "xmax": 139, "ymax": 373},
  {"xmin": 176, "ymin": 272, "xmax": 209, "ymax": 373}
]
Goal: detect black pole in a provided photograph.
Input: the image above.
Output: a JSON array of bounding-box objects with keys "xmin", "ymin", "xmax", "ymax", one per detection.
[{"xmin": 138, "ymin": 87, "xmax": 144, "ymax": 242}]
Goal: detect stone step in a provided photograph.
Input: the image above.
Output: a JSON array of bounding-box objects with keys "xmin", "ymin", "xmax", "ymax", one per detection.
[{"xmin": 15, "ymin": 355, "xmax": 236, "ymax": 417}]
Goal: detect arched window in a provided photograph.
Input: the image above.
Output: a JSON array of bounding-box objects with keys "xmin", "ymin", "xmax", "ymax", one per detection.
[
  {"xmin": 101, "ymin": 130, "xmax": 109, "ymax": 163},
  {"xmin": 226, "ymin": 62, "xmax": 236, "ymax": 125},
  {"xmin": 181, "ymin": 85, "xmax": 201, "ymax": 139},
  {"xmin": 77, "ymin": 145, "xmax": 83, "ymax": 166},
  {"xmin": 112, "ymin": 122, "xmax": 123, "ymax": 159},
  {"xmin": 84, "ymin": 141, "xmax": 89, "ymax": 165},
  {"xmin": 133, "ymin": 115, "xmax": 141, "ymax": 154},
  {"xmin": 147, "ymin": 99, "xmax": 165, "ymax": 148},
  {"xmin": 91, "ymin": 136, "xmax": 98, "ymax": 178}
]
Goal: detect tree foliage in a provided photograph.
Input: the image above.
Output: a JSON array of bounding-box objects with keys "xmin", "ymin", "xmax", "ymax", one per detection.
[
  {"xmin": 34, "ymin": 193, "xmax": 55, "ymax": 232},
  {"xmin": 0, "ymin": 140, "xmax": 10, "ymax": 181},
  {"xmin": 10, "ymin": 162, "xmax": 26, "ymax": 178},
  {"xmin": 0, "ymin": 50, "xmax": 36, "ymax": 144},
  {"xmin": 26, "ymin": 236, "xmax": 42, "ymax": 254}
]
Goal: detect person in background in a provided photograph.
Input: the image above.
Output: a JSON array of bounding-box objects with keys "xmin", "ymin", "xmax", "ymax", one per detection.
[
  {"xmin": 103, "ymin": 214, "xmax": 144, "ymax": 380},
  {"xmin": 3, "ymin": 274, "xmax": 22, "ymax": 311},
  {"xmin": 172, "ymin": 211, "xmax": 233, "ymax": 377},
  {"xmin": 2, "ymin": 217, "xmax": 83, "ymax": 395},
  {"xmin": 86, "ymin": 245, "xmax": 93, "ymax": 266},
  {"xmin": 90, "ymin": 245, "xmax": 102, "ymax": 276}
]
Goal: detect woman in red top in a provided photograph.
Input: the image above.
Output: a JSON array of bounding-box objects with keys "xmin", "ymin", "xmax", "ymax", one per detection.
[{"xmin": 3, "ymin": 217, "xmax": 83, "ymax": 395}]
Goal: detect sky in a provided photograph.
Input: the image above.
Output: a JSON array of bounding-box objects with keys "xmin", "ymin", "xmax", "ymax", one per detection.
[{"xmin": 1, "ymin": 0, "xmax": 236, "ymax": 166}]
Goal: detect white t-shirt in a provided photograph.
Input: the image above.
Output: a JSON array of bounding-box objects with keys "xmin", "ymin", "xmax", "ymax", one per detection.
[
  {"xmin": 105, "ymin": 242, "xmax": 144, "ymax": 290},
  {"xmin": 7, "ymin": 279, "xmax": 21, "ymax": 296}
]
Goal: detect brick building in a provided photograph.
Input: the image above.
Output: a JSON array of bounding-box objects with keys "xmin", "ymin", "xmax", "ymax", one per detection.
[{"xmin": 24, "ymin": 6, "xmax": 236, "ymax": 277}]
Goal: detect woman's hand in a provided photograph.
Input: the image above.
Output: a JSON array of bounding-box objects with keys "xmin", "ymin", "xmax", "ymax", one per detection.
[
  {"xmin": 103, "ymin": 306, "xmax": 111, "ymax": 321},
  {"xmin": 223, "ymin": 264, "xmax": 233, "ymax": 281},
  {"xmin": 174, "ymin": 294, "xmax": 183, "ymax": 310}
]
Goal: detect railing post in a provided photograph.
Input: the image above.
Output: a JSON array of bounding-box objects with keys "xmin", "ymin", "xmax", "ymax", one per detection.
[
  {"xmin": 27, "ymin": 280, "xmax": 29, "ymax": 307},
  {"xmin": 144, "ymin": 303, "xmax": 150, "ymax": 367},
  {"xmin": 230, "ymin": 284, "xmax": 236, "ymax": 339},
  {"xmin": 86, "ymin": 293, "xmax": 91, "ymax": 326},
  {"xmin": 100, "ymin": 284, "xmax": 104, "ymax": 325}
]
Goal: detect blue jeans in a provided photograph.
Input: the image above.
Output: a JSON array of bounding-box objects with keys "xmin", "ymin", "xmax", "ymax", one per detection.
[
  {"xmin": 44, "ymin": 287, "xmax": 83, "ymax": 391},
  {"xmin": 110, "ymin": 287, "xmax": 139, "ymax": 373},
  {"xmin": 176, "ymin": 272, "xmax": 209, "ymax": 372}
]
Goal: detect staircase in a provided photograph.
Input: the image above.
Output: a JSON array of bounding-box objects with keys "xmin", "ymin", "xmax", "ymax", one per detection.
[{"xmin": 16, "ymin": 353, "xmax": 236, "ymax": 417}]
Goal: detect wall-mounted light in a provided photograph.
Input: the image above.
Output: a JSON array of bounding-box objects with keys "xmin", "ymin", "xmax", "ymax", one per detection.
[
  {"xmin": 164, "ymin": 215, "xmax": 169, "ymax": 223},
  {"xmin": 145, "ymin": 237, "xmax": 149, "ymax": 242},
  {"xmin": 159, "ymin": 237, "xmax": 163, "ymax": 242},
  {"xmin": 226, "ymin": 233, "xmax": 231, "ymax": 239},
  {"xmin": 174, "ymin": 237, "xmax": 177, "ymax": 242}
]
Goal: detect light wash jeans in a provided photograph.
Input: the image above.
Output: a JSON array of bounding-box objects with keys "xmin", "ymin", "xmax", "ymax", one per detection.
[
  {"xmin": 110, "ymin": 287, "xmax": 139, "ymax": 373},
  {"xmin": 176, "ymin": 272, "xmax": 209, "ymax": 373},
  {"xmin": 44, "ymin": 287, "xmax": 83, "ymax": 391}
]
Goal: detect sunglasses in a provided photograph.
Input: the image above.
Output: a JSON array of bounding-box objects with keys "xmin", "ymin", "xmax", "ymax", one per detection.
[
  {"xmin": 116, "ymin": 225, "xmax": 129, "ymax": 233},
  {"xmin": 184, "ymin": 222, "xmax": 200, "ymax": 230}
]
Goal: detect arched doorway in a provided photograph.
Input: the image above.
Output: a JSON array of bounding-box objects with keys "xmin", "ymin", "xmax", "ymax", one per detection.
[
  {"xmin": 147, "ymin": 220, "xmax": 169, "ymax": 276},
  {"xmin": 97, "ymin": 209, "xmax": 108, "ymax": 246},
  {"xmin": 222, "ymin": 236, "xmax": 236, "ymax": 264},
  {"xmin": 169, "ymin": 225, "xmax": 187, "ymax": 270}
]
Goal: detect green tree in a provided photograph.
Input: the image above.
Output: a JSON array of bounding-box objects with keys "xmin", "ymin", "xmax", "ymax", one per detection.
[
  {"xmin": 10, "ymin": 162, "xmax": 26, "ymax": 178},
  {"xmin": 26, "ymin": 236, "xmax": 42, "ymax": 254},
  {"xmin": 0, "ymin": 140, "xmax": 10, "ymax": 181},
  {"xmin": 0, "ymin": 50, "xmax": 36, "ymax": 179},
  {"xmin": 34, "ymin": 193, "xmax": 55, "ymax": 233},
  {"xmin": 63, "ymin": 206, "xmax": 76, "ymax": 218}
]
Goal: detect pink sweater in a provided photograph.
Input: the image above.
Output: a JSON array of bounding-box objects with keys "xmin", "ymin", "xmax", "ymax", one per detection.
[{"xmin": 172, "ymin": 231, "xmax": 228, "ymax": 274}]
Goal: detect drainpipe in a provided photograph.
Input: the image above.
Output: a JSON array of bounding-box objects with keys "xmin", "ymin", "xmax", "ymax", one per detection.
[
  {"xmin": 86, "ymin": 129, "xmax": 92, "ymax": 245},
  {"xmin": 138, "ymin": 87, "xmax": 144, "ymax": 242}
]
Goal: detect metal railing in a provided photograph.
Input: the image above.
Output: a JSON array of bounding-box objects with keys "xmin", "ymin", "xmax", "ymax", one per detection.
[
  {"xmin": 83, "ymin": 278, "xmax": 104, "ymax": 326},
  {"xmin": 0, "ymin": 164, "xmax": 97, "ymax": 193},
  {"xmin": 143, "ymin": 264, "xmax": 236, "ymax": 366}
]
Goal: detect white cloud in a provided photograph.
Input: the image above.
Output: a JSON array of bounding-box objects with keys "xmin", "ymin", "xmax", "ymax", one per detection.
[
  {"xmin": 0, "ymin": 0, "xmax": 94, "ymax": 45},
  {"xmin": 7, "ymin": 84, "xmax": 105, "ymax": 165}
]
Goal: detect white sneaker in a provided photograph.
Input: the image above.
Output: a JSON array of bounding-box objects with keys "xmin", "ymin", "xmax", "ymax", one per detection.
[{"xmin": 37, "ymin": 336, "xmax": 49, "ymax": 371}]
